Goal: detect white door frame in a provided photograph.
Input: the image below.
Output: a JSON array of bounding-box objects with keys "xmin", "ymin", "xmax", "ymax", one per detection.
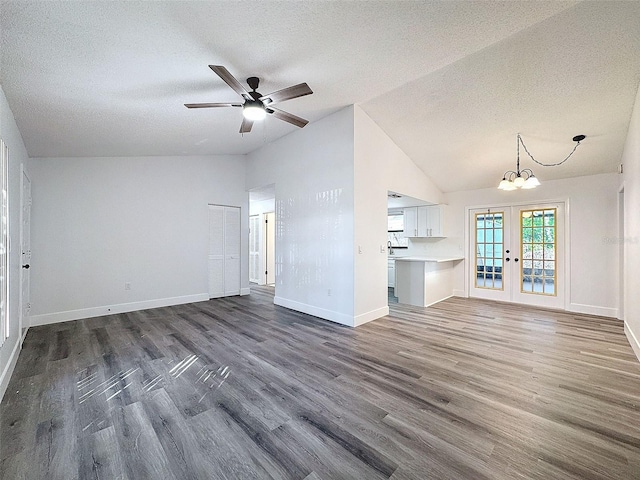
[
  {"xmin": 19, "ymin": 167, "xmax": 31, "ymax": 336},
  {"xmin": 464, "ymin": 198, "xmax": 571, "ymax": 311}
]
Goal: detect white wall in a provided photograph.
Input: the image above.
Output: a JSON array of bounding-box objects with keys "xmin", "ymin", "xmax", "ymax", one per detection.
[
  {"xmin": 353, "ymin": 106, "xmax": 443, "ymax": 325},
  {"xmin": 29, "ymin": 155, "xmax": 248, "ymax": 325},
  {"xmin": 434, "ymin": 173, "xmax": 621, "ymax": 316},
  {"xmin": 622, "ymin": 82, "xmax": 640, "ymax": 360},
  {"xmin": 0, "ymin": 86, "xmax": 30, "ymax": 402},
  {"xmin": 246, "ymin": 107, "xmax": 356, "ymax": 326}
]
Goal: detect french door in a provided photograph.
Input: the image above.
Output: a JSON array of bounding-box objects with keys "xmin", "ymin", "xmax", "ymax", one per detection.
[{"xmin": 469, "ymin": 203, "xmax": 565, "ymax": 309}]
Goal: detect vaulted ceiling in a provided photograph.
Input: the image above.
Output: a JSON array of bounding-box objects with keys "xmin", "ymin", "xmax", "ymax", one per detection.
[{"xmin": 1, "ymin": 1, "xmax": 639, "ymax": 192}]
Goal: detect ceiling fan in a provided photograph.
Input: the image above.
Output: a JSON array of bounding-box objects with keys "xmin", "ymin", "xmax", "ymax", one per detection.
[{"xmin": 185, "ymin": 65, "xmax": 313, "ymax": 133}]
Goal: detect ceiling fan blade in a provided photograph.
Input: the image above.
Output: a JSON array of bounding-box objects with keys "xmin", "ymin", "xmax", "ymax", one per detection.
[
  {"xmin": 260, "ymin": 83, "xmax": 313, "ymax": 105},
  {"xmin": 267, "ymin": 107, "xmax": 309, "ymax": 128},
  {"xmin": 239, "ymin": 117, "xmax": 254, "ymax": 133},
  {"xmin": 184, "ymin": 103, "xmax": 242, "ymax": 108},
  {"xmin": 209, "ymin": 65, "xmax": 253, "ymax": 101}
]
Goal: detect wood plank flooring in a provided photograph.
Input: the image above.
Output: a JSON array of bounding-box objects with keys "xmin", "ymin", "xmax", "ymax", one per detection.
[{"xmin": 2, "ymin": 286, "xmax": 640, "ymax": 479}]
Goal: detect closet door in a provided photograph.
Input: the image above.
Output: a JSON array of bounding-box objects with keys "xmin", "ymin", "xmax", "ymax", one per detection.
[
  {"xmin": 224, "ymin": 206, "xmax": 241, "ymax": 296},
  {"xmin": 208, "ymin": 205, "xmax": 225, "ymax": 298},
  {"xmin": 249, "ymin": 215, "xmax": 260, "ymax": 283},
  {"xmin": 208, "ymin": 205, "xmax": 241, "ymax": 298}
]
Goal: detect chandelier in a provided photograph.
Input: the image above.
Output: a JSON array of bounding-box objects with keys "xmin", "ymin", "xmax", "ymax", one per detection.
[{"xmin": 498, "ymin": 134, "xmax": 585, "ymax": 190}]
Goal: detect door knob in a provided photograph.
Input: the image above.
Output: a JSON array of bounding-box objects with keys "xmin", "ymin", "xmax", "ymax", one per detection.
[
  {"xmin": 22, "ymin": 264, "xmax": 30, "ymax": 269},
  {"xmin": 514, "ymin": 258, "xmax": 519, "ymax": 262},
  {"xmin": 505, "ymin": 257, "xmax": 510, "ymax": 262}
]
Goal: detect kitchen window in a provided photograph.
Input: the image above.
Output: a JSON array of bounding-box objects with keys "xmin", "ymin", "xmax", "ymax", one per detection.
[{"xmin": 388, "ymin": 213, "xmax": 408, "ymax": 248}]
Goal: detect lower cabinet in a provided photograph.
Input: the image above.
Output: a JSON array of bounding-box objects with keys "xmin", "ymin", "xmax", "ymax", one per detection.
[{"xmin": 388, "ymin": 259, "xmax": 396, "ymax": 287}]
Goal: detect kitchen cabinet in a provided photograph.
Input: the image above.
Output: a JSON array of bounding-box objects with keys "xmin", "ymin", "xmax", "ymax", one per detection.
[
  {"xmin": 387, "ymin": 258, "xmax": 396, "ymax": 287},
  {"xmin": 403, "ymin": 205, "xmax": 446, "ymax": 237}
]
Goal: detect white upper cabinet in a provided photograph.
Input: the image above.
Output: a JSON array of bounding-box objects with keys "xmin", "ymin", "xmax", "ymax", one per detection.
[
  {"xmin": 403, "ymin": 207, "xmax": 418, "ymax": 237},
  {"xmin": 403, "ymin": 205, "xmax": 446, "ymax": 238}
]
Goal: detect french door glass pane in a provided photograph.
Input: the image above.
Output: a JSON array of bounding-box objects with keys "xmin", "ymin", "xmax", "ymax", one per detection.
[
  {"xmin": 521, "ymin": 208, "xmax": 556, "ymax": 295},
  {"xmin": 474, "ymin": 212, "xmax": 504, "ymax": 290}
]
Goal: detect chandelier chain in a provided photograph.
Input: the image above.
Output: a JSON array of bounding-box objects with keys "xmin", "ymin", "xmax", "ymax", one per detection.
[{"xmin": 518, "ymin": 134, "xmax": 581, "ymax": 167}]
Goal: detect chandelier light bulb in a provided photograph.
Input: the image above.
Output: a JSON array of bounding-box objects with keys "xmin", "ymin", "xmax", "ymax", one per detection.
[
  {"xmin": 513, "ymin": 176, "xmax": 525, "ymax": 188},
  {"xmin": 522, "ymin": 175, "xmax": 541, "ymax": 189}
]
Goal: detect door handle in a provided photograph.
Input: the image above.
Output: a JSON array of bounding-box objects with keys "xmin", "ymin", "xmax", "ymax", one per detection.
[
  {"xmin": 514, "ymin": 258, "xmax": 519, "ymax": 262},
  {"xmin": 505, "ymin": 257, "xmax": 510, "ymax": 262},
  {"xmin": 22, "ymin": 264, "xmax": 30, "ymax": 269}
]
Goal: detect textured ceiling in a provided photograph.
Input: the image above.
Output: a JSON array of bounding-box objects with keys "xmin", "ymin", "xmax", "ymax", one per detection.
[{"xmin": 1, "ymin": 1, "xmax": 639, "ymax": 192}]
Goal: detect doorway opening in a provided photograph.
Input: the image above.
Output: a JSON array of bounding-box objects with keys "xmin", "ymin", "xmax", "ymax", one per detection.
[{"xmin": 249, "ymin": 184, "xmax": 276, "ymax": 287}]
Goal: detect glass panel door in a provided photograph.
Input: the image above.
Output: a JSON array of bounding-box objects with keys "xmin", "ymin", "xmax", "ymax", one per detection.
[
  {"xmin": 513, "ymin": 203, "xmax": 564, "ymax": 309},
  {"xmin": 469, "ymin": 203, "xmax": 564, "ymax": 309},
  {"xmin": 469, "ymin": 208, "xmax": 511, "ymax": 302}
]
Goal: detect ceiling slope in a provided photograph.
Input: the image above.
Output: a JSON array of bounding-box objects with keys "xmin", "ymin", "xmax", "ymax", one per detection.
[
  {"xmin": 362, "ymin": 1, "xmax": 640, "ymax": 192},
  {"xmin": 1, "ymin": 0, "xmax": 576, "ymax": 162}
]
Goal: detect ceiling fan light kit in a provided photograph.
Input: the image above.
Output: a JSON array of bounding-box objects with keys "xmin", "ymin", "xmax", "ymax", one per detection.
[
  {"xmin": 185, "ymin": 65, "xmax": 313, "ymax": 133},
  {"xmin": 497, "ymin": 133, "xmax": 585, "ymax": 191},
  {"xmin": 242, "ymin": 101, "xmax": 266, "ymax": 121}
]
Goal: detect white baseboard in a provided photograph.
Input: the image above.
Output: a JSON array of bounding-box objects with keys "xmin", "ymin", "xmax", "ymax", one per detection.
[
  {"xmin": 567, "ymin": 303, "xmax": 618, "ymax": 318},
  {"xmin": 240, "ymin": 287, "xmax": 250, "ymax": 296},
  {"xmin": 425, "ymin": 294, "xmax": 454, "ymax": 308},
  {"xmin": 625, "ymin": 322, "xmax": 640, "ymax": 363},
  {"xmin": 0, "ymin": 334, "xmax": 24, "ymax": 404},
  {"xmin": 453, "ymin": 289, "xmax": 466, "ymax": 297},
  {"xmin": 354, "ymin": 306, "xmax": 389, "ymax": 327},
  {"xmin": 274, "ymin": 296, "xmax": 354, "ymax": 327},
  {"xmin": 29, "ymin": 293, "xmax": 210, "ymax": 327}
]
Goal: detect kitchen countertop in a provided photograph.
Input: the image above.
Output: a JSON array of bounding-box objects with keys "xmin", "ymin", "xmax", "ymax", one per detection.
[{"xmin": 393, "ymin": 256, "xmax": 464, "ymax": 263}]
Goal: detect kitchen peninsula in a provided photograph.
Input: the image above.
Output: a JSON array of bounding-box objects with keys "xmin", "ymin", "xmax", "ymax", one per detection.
[{"xmin": 395, "ymin": 256, "xmax": 464, "ymax": 307}]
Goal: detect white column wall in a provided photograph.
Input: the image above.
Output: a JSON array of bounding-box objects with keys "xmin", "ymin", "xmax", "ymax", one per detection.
[
  {"xmin": 353, "ymin": 106, "xmax": 444, "ymax": 325},
  {"xmin": 0, "ymin": 86, "xmax": 31, "ymax": 402},
  {"xmin": 622, "ymin": 82, "xmax": 640, "ymax": 360},
  {"xmin": 29, "ymin": 155, "xmax": 248, "ymax": 325},
  {"xmin": 246, "ymin": 107, "xmax": 356, "ymax": 326}
]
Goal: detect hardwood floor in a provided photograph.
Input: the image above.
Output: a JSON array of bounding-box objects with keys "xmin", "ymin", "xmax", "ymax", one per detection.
[{"xmin": 2, "ymin": 286, "xmax": 640, "ymax": 479}]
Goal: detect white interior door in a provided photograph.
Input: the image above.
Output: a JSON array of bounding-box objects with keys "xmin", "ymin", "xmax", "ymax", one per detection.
[
  {"xmin": 208, "ymin": 204, "xmax": 241, "ymax": 298},
  {"xmin": 20, "ymin": 170, "xmax": 31, "ymax": 333},
  {"xmin": 208, "ymin": 205, "xmax": 225, "ymax": 298},
  {"xmin": 223, "ymin": 206, "xmax": 241, "ymax": 296},
  {"xmin": 469, "ymin": 202, "xmax": 565, "ymax": 309},
  {"xmin": 265, "ymin": 212, "xmax": 275, "ymax": 285},
  {"xmin": 249, "ymin": 215, "xmax": 260, "ymax": 283}
]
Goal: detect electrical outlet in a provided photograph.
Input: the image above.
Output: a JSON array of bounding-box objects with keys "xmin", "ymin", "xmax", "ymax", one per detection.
[
  {"xmin": 125, "ymin": 282, "xmax": 131, "ymax": 290},
  {"xmin": 327, "ymin": 289, "xmax": 332, "ymax": 296},
  {"xmin": 380, "ymin": 245, "xmax": 385, "ymax": 253},
  {"xmin": 358, "ymin": 245, "xmax": 362, "ymax": 254}
]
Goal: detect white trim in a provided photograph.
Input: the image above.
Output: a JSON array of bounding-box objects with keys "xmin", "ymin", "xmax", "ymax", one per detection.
[
  {"xmin": 0, "ymin": 334, "xmax": 23, "ymax": 403},
  {"xmin": 567, "ymin": 303, "xmax": 618, "ymax": 318},
  {"xmin": 354, "ymin": 306, "xmax": 389, "ymax": 326},
  {"xmin": 29, "ymin": 293, "xmax": 209, "ymax": 326},
  {"xmin": 240, "ymin": 287, "xmax": 250, "ymax": 296},
  {"xmin": 274, "ymin": 296, "xmax": 354, "ymax": 327},
  {"xmin": 625, "ymin": 322, "xmax": 640, "ymax": 363},
  {"xmin": 453, "ymin": 289, "xmax": 466, "ymax": 297}
]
